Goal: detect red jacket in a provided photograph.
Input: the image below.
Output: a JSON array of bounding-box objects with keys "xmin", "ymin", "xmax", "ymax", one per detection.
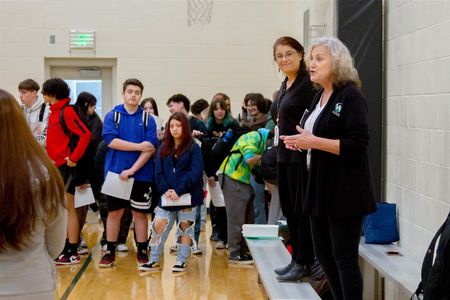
[{"xmin": 46, "ymin": 98, "xmax": 92, "ymax": 167}]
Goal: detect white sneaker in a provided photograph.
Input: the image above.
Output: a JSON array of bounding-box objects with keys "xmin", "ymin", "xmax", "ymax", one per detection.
[
  {"xmin": 78, "ymin": 245, "xmax": 89, "ymax": 255},
  {"xmin": 101, "ymin": 244, "xmax": 107, "ymax": 252},
  {"xmin": 192, "ymin": 245, "xmax": 203, "ymax": 255},
  {"xmin": 80, "ymin": 238, "xmax": 87, "ymax": 248},
  {"xmin": 117, "ymin": 243, "xmax": 129, "ymax": 252},
  {"xmin": 216, "ymin": 240, "xmax": 226, "ymax": 249}
]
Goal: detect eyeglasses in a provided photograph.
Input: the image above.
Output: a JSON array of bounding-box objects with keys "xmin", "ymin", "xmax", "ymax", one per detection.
[{"xmin": 275, "ymin": 51, "xmax": 298, "ymax": 61}]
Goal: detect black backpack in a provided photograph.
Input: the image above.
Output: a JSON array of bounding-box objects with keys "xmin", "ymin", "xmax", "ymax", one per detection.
[
  {"xmin": 259, "ymin": 140, "xmax": 277, "ymax": 185},
  {"xmin": 207, "ymin": 127, "xmax": 253, "ymax": 176},
  {"xmin": 113, "ymin": 109, "xmax": 149, "ymax": 131},
  {"xmin": 413, "ymin": 212, "xmax": 450, "ymax": 300}
]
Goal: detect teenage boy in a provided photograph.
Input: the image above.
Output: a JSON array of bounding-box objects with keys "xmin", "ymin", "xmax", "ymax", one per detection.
[
  {"xmin": 220, "ymin": 128, "xmax": 270, "ymax": 264},
  {"xmin": 167, "ymin": 94, "xmax": 207, "ymax": 138},
  {"xmin": 191, "ymin": 98, "xmax": 209, "ymax": 121},
  {"xmin": 166, "ymin": 94, "xmax": 206, "ymax": 255},
  {"xmin": 99, "ymin": 78, "xmax": 157, "ymax": 268},
  {"xmin": 42, "ymin": 78, "xmax": 92, "ymax": 265},
  {"xmin": 18, "ymin": 79, "xmax": 50, "ymax": 147}
]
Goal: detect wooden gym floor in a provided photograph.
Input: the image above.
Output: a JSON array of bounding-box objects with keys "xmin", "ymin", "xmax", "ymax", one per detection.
[{"xmin": 55, "ymin": 211, "xmax": 266, "ymax": 300}]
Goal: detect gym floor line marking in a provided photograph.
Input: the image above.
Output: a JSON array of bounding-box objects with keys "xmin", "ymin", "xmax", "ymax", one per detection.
[{"xmin": 60, "ymin": 254, "xmax": 92, "ymax": 300}]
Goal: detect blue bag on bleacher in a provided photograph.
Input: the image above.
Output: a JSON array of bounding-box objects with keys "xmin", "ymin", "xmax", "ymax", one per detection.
[{"xmin": 363, "ymin": 202, "xmax": 399, "ymax": 244}]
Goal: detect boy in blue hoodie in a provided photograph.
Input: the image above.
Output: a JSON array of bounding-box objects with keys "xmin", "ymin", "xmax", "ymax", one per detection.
[{"xmin": 99, "ymin": 78, "xmax": 158, "ymax": 268}]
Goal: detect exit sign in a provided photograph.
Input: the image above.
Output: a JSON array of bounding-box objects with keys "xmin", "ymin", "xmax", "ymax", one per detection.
[{"xmin": 70, "ymin": 30, "xmax": 95, "ymax": 50}]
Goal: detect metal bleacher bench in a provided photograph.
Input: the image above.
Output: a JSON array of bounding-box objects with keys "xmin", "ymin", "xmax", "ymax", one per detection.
[
  {"xmin": 358, "ymin": 237, "xmax": 421, "ymax": 299},
  {"xmin": 245, "ymin": 238, "xmax": 320, "ymax": 300}
]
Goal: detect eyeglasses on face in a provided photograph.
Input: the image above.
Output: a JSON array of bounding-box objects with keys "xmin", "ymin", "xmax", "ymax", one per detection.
[{"xmin": 275, "ymin": 51, "xmax": 298, "ymax": 61}]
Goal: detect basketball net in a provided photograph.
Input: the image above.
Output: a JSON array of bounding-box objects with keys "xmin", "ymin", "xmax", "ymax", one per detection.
[{"xmin": 187, "ymin": 0, "xmax": 213, "ymax": 26}]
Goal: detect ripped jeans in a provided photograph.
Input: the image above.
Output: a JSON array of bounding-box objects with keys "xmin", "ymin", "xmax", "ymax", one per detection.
[{"xmin": 149, "ymin": 206, "xmax": 196, "ymax": 264}]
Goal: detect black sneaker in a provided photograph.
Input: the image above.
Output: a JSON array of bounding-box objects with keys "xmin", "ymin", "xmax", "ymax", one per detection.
[
  {"xmin": 172, "ymin": 261, "xmax": 187, "ymax": 272},
  {"xmin": 229, "ymin": 254, "xmax": 254, "ymax": 265},
  {"xmin": 139, "ymin": 260, "xmax": 160, "ymax": 272},
  {"xmin": 209, "ymin": 231, "xmax": 219, "ymax": 241}
]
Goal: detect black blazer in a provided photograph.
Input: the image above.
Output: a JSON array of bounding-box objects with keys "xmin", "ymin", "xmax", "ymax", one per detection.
[
  {"xmin": 303, "ymin": 83, "xmax": 377, "ymax": 217},
  {"xmin": 271, "ymin": 70, "xmax": 316, "ymax": 163}
]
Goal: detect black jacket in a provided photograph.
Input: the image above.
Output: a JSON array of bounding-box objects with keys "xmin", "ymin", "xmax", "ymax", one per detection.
[
  {"xmin": 303, "ymin": 83, "xmax": 377, "ymax": 217},
  {"xmin": 271, "ymin": 70, "xmax": 316, "ymax": 163}
]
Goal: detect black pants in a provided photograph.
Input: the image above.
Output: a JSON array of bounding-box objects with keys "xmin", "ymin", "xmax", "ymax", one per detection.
[
  {"xmin": 310, "ymin": 216, "xmax": 364, "ymax": 300},
  {"xmin": 278, "ymin": 163, "xmax": 314, "ymax": 266}
]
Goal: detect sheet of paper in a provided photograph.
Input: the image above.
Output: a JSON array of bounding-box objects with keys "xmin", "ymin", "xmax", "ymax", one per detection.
[
  {"xmin": 101, "ymin": 171, "xmax": 134, "ymax": 200},
  {"xmin": 74, "ymin": 186, "xmax": 96, "ymax": 208},
  {"xmin": 161, "ymin": 193, "xmax": 191, "ymax": 207},
  {"xmin": 208, "ymin": 183, "xmax": 225, "ymax": 207}
]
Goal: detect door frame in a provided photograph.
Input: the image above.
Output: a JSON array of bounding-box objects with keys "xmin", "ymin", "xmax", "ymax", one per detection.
[{"xmin": 44, "ymin": 58, "xmax": 117, "ymax": 118}]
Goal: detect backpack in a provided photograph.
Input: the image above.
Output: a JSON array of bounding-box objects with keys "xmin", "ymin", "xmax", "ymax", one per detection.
[
  {"xmin": 113, "ymin": 110, "xmax": 150, "ymax": 131},
  {"xmin": 207, "ymin": 127, "xmax": 252, "ymax": 176},
  {"xmin": 38, "ymin": 103, "xmax": 47, "ymax": 122},
  {"xmin": 219, "ymin": 130, "xmax": 264, "ymax": 187},
  {"xmin": 59, "ymin": 104, "xmax": 93, "ymax": 155},
  {"xmin": 412, "ymin": 212, "xmax": 450, "ymax": 300},
  {"xmin": 259, "ymin": 140, "xmax": 277, "ymax": 185}
]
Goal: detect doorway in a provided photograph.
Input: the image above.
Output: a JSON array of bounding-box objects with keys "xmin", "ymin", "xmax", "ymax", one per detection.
[{"xmin": 45, "ymin": 58, "xmax": 116, "ymax": 118}]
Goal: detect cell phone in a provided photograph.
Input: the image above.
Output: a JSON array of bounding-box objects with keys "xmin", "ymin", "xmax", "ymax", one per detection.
[{"xmin": 385, "ymin": 251, "xmax": 403, "ymax": 256}]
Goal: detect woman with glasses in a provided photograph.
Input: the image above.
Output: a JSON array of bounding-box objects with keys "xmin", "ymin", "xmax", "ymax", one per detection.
[{"xmin": 270, "ymin": 36, "xmax": 316, "ymax": 281}]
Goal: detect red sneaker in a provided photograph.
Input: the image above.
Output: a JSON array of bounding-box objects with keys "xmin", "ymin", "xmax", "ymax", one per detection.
[{"xmin": 99, "ymin": 251, "xmax": 115, "ymax": 268}]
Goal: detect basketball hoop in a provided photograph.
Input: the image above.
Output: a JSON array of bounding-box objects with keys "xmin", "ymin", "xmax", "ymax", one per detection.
[{"xmin": 187, "ymin": 0, "xmax": 213, "ymax": 26}]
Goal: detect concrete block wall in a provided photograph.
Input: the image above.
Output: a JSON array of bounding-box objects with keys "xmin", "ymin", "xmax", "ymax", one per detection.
[{"xmin": 385, "ymin": 0, "xmax": 450, "ymax": 264}]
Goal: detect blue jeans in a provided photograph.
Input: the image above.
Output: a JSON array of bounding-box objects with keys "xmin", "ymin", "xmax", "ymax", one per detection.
[
  {"xmin": 149, "ymin": 206, "xmax": 196, "ymax": 264},
  {"xmin": 251, "ymin": 174, "xmax": 266, "ymax": 224}
]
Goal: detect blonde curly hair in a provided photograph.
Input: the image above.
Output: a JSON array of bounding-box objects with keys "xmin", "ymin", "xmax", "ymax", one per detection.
[{"xmin": 306, "ymin": 37, "xmax": 361, "ymax": 89}]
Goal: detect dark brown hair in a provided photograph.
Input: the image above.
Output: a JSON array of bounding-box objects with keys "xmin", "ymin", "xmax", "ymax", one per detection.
[
  {"xmin": 160, "ymin": 112, "xmax": 193, "ymax": 159},
  {"xmin": 122, "ymin": 78, "xmax": 144, "ymax": 93},
  {"xmin": 273, "ymin": 36, "xmax": 307, "ymax": 73},
  {"xmin": 0, "ymin": 89, "xmax": 65, "ymax": 252},
  {"xmin": 166, "ymin": 94, "xmax": 191, "ymax": 113}
]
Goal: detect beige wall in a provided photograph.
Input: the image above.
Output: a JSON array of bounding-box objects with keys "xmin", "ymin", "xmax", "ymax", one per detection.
[{"xmin": 0, "ymin": 0, "xmax": 315, "ymax": 120}]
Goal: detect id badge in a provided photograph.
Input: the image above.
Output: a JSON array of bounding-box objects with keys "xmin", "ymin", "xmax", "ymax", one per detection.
[{"xmin": 273, "ymin": 125, "xmax": 279, "ymax": 146}]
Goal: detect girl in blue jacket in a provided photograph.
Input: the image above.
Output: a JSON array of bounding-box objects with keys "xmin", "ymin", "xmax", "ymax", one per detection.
[{"xmin": 139, "ymin": 112, "xmax": 204, "ymax": 273}]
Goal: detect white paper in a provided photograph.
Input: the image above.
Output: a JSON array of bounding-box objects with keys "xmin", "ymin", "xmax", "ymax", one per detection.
[
  {"xmin": 208, "ymin": 183, "xmax": 225, "ymax": 207},
  {"xmin": 101, "ymin": 171, "xmax": 134, "ymax": 200},
  {"xmin": 161, "ymin": 193, "xmax": 191, "ymax": 207},
  {"xmin": 74, "ymin": 186, "xmax": 96, "ymax": 208}
]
